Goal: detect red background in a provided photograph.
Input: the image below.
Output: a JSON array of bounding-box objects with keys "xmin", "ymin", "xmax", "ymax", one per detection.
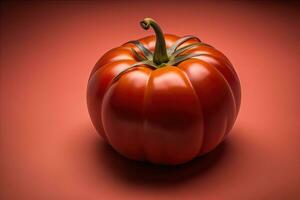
[{"xmin": 1, "ymin": 1, "xmax": 300, "ymax": 199}]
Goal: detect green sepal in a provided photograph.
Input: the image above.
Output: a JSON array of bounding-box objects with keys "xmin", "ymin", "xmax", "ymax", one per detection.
[
  {"xmin": 167, "ymin": 35, "xmax": 200, "ymax": 56},
  {"xmin": 128, "ymin": 40, "xmax": 153, "ymax": 60},
  {"xmin": 112, "ymin": 62, "xmax": 156, "ymax": 83},
  {"xmin": 167, "ymin": 53, "xmax": 205, "ymax": 66},
  {"xmin": 131, "ymin": 48, "xmax": 146, "ymax": 61}
]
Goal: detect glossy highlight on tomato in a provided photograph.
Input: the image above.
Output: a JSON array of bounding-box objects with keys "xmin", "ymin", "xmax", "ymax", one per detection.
[{"xmin": 87, "ymin": 18, "xmax": 241, "ymax": 165}]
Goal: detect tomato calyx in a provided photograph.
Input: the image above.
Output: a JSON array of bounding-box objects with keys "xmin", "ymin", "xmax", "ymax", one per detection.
[
  {"xmin": 113, "ymin": 18, "xmax": 212, "ymax": 82},
  {"xmin": 130, "ymin": 18, "xmax": 212, "ymax": 68}
]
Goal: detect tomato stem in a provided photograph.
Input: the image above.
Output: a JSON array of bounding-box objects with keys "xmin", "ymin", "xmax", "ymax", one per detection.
[{"xmin": 140, "ymin": 18, "xmax": 169, "ymax": 65}]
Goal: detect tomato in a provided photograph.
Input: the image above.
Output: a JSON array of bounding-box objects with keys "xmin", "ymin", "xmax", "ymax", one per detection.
[{"xmin": 87, "ymin": 18, "xmax": 241, "ymax": 165}]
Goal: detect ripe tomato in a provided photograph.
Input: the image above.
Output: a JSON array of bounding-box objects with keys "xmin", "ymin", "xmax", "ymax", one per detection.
[{"xmin": 87, "ymin": 18, "xmax": 241, "ymax": 165}]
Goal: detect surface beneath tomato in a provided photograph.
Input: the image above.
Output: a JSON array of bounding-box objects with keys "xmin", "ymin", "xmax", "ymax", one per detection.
[{"xmin": 87, "ymin": 31, "xmax": 241, "ymax": 164}]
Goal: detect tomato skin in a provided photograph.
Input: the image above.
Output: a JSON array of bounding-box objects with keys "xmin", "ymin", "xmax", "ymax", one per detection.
[{"xmin": 87, "ymin": 34, "xmax": 241, "ymax": 165}]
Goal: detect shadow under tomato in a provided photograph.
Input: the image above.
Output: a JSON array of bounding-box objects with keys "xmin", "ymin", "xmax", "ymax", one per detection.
[{"xmin": 92, "ymin": 135, "xmax": 230, "ymax": 187}]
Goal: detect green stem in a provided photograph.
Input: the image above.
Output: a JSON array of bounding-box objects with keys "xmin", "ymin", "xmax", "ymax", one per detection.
[{"xmin": 140, "ymin": 18, "xmax": 169, "ymax": 65}]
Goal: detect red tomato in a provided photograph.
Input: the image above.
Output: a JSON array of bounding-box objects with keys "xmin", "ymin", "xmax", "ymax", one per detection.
[{"xmin": 87, "ymin": 18, "xmax": 241, "ymax": 165}]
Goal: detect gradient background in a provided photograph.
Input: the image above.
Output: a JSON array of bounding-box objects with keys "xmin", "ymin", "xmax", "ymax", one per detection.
[{"xmin": 1, "ymin": 1, "xmax": 300, "ymax": 199}]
